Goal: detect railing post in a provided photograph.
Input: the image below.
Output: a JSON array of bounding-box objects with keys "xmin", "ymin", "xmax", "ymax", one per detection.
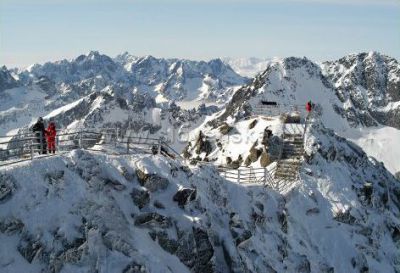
[
  {"xmin": 56, "ymin": 135, "xmax": 59, "ymax": 152},
  {"xmin": 264, "ymin": 168, "xmax": 267, "ymax": 185},
  {"xmin": 30, "ymin": 139, "xmax": 34, "ymax": 160},
  {"xmin": 40, "ymin": 131, "xmax": 43, "ymax": 155},
  {"xmin": 157, "ymin": 139, "xmax": 162, "ymax": 155},
  {"xmin": 237, "ymin": 169, "xmax": 241, "ymax": 184},
  {"xmin": 115, "ymin": 127, "xmax": 119, "ymax": 147},
  {"xmin": 127, "ymin": 137, "xmax": 130, "ymax": 154},
  {"xmin": 79, "ymin": 130, "xmax": 83, "ymax": 148}
]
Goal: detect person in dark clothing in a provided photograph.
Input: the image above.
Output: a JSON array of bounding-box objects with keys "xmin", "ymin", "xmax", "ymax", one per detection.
[
  {"xmin": 32, "ymin": 117, "xmax": 47, "ymax": 154},
  {"xmin": 45, "ymin": 122, "xmax": 57, "ymax": 154}
]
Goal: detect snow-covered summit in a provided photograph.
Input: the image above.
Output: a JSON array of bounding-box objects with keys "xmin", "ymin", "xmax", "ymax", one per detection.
[
  {"xmin": 322, "ymin": 51, "xmax": 400, "ymax": 129},
  {"xmin": 0, "ymin": 66, "xmax": 19, "ymax": 92},
  {"xmin": 222, "ymin": 57, "xmax": 271, "ymax": 77},
  {"xmin": 15, "ymin": 51, "xmax": 247, "ymax": 103}
]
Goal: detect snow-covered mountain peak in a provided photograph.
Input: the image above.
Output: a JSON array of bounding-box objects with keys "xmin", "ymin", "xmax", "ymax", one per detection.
[
  {"xmin": 223, "ymin": 57, "xmax": 271, "ymax": 77},
  {"xmin": 114, "ymin": 51, "xmax": 139, "ymax": 71},
  {"xmin": 0, "ymin": 66, "xmax": 19, "ymax": 92},
  {"xmin": 322, "ymin": 51, "xmax": 400, "ymax": 128},
  {"xmin": 1, "ymin": 51, "xmax": 400, "ymax": 272}
]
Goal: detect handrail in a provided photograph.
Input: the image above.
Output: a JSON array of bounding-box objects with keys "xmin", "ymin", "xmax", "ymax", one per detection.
[
  {"xmin": 217, "ymin": 165, "xmax": 278, "ymax": 188},
  {"xmin": 0, "ymin": 129, "xmax": 182, "ymax": 167}
]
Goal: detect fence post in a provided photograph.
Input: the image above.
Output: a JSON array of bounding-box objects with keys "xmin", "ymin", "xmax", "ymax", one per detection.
[
  {"xmin": 79, "ymin": 130, "xmax": 83, "ymax": 148},
  {"xmin": 127, "ymin": 137, "xmax": 130, "ymax": 154},
  {"xmin": 264, "ymin": 168, "xmax": 267, "ymax": 185},
  {"xmin": 115, "ymin": 127, "xmax": 119, "ymax": 147},
  {"xmin": 31, "ymin": 139, "xmax": 34, "ymax": 160},
  {"xmin": 237, "ymin": 169, "xmax": 241, "ymax": 184},
  {"xmin": 56, "ymin": 135, "xmax": 59, "ymax": 152},
  {"xmin": 157, "ymin": 139, "xmax": 162, "ymax": 155},
  {"xmin": 39, "ymin": 131, "xmax": 43, "ymax": 155}
]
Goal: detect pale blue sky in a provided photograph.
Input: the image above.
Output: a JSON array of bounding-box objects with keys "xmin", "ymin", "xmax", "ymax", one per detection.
[{"xmin": 1, "ymin": 0, "xmax": 399, "ymax": 68}]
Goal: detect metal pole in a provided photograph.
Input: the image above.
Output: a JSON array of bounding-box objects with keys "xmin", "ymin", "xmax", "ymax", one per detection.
[
  {"xmin": 115, "ymin": 127, "xmax": 119, "ymax": 147},
  {"xmin": 264, "ymin": 168, "xmax": 267, "ymax": 185},
  {"xmin": 56, "ymin": 135, "xmax": 59, "ymax": 152},
  {"xmin": 79, "ymin": 130, "xmax": 82, "ymax": 148},
  {"xmin": 40, "ymin": 131, "xmax": 43, "ymax": 155},
  {"xmin": 157, "ymin": 139, "xmax": 162, "ymax": 155},
  {"xmin": 31, "ymin": 139, "xmax": 34, "ymax": 160},
  {"xmin": 127, "ymin": 137, "xmax": 130, "ymax": 154}
]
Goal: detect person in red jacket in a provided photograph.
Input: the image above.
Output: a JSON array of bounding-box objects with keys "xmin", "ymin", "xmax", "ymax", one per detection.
[
  {"xmin": 46, "ymin": 122, "xmax": 57, "ymax": 154},
  {"xmin": 306, "ymin": 100, "xmax": 312, "ymax": 113}
]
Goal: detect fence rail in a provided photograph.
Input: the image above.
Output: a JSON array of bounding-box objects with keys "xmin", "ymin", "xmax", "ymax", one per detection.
[
  {"xmin": 217, "ymin": 166, "xmax": 277, "ymax": 188},
  {"xmin": 0, "ymin": 128, "xmax": 182, "ymax": 167}
]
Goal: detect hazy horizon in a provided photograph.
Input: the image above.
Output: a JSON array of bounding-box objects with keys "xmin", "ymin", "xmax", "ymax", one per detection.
[
  {"xmin": 1, "ymin": 0, "xmax": 399, "ymax": 68},
  {"xmin": 3, "ymin": 49, "xmax": 399, "ymax": 70}
]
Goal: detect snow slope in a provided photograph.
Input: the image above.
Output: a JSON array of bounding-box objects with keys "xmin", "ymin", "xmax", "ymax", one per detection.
[{"xmin": 1, "ymin": 120, "xmax": 399, "ymax": 272}]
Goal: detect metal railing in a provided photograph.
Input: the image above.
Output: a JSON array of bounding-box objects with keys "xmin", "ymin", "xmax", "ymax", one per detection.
[
  {"xmin": 0, "ymin": 129, "xmax": 182, "ymax": 167},
  {"xmin": 252, "ymin": 103, "xmax": 308, "ymax": 118},
  {"xmin": 217, "ymin": 166, "xmax": 276, "ymax": 188}
]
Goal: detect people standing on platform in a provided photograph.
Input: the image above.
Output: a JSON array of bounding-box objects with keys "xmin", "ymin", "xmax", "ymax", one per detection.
[
  {"xmin": 32, "ymin": 117, "xmax": 47, "ymax": 154},
  {"xmin": 46, "ymin": 122, "xmax": 57, "ymax": 154}
]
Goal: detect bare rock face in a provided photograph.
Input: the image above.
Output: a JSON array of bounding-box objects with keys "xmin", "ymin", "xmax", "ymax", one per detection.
[
  {"xmin": 248, "ymin": 144, "xmax": 262, "ymax": 163},
  {"xmin": 248, "ymin": 119, "xmax": 258, "ymax": 129},
  {"xmin": 323, "ymin": 52, "xmax": 400, "ymax": 129},
  {"xmin": 102, "ymin": 231, "xmax": 135, "ymax": 257},
  {"xmin": 0, "ymin": 66, "xmax": 19, "ymax": 92},
  {"xmin": 182, "ymin": 143, "xmax": 192, "ymax": 159},
  {"xmin": 260, "ymin": 151, "xmax": 271, "ymax": 167},
  {"xmin": 118, "ymin": 166, "xmax": 135, "ymax": 181},
  {"xmin": 227, "ymin": 155, "xmax": 243, "ymax": 169},
  {"xmin": 194, "ymin": 131, "xmax": 213, "ymax": 156},
  {"xmin": 136, "ymin": 169, "xmax": 169, "ymax": 192},
  {"xmin": 0, "ymin": 174, "xmax": 16, "ymax": 203},
  {"xmin": 150, "ymin": 227, "xmax": 215, "ymax": 273},
  {"xmin": 173, "ymin": 188, "xmax": 197, "ymax": 208},
  {"xmin": 219, "ymin": 122, "xmax": 234, "ymax": 135},
  {"xmin": 17, "ymin": 234, "xmax": 44, "ymax": 264},
  {"xmin": 130, "ymin": 188, "xmax": 150, "ymax": 209},
  {"xmin": 134, "ymin": 212, "xmax": 172, "ymax": 229},
  {"xmin": 333, "ymin": 209, "xmax": 357, "ymax": 225},
  {"xmin": 122, "ymin": 261, "xmax": 149, "ymax": 273},
  {"xmin": 245, "ymin": 142, "xmax": 263, "ymax": 167},
  {"xmin": 0, "ymin": 218, "xmax": 24, "ymax": 235},
  {"xmin": 191, "ymin": 228, "xmax": 214, "ymax": 273}
]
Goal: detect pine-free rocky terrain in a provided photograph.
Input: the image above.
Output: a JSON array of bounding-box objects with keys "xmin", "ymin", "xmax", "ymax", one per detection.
[{"xmin": 0, "ymin": 51, "xmax": 400, "ymax": 273}]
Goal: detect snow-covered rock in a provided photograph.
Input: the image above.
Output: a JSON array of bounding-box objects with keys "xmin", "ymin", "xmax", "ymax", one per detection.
[
  {"xmin": 222, "ymin": 57, "xmax": 271, "ymax": 78},
  {"xmin": 0, "ymin": 66, "xmax": 19, "ymax": 93},
  {"xmin": 322, "ymin": 51, "xmax": 400, "ymax": 129},
  {"xmin": 204, "ymin": 53, "xmax": 400, "ymax": 174},
  {"xmin": 0, "ymin": 122, "xmax": 399, "ymax": 272}
]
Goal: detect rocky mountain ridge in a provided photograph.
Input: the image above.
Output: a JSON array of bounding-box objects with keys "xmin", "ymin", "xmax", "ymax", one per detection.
[{"xmin": 0, "ymin": 117, "xmax": 399, "ymax": 273}]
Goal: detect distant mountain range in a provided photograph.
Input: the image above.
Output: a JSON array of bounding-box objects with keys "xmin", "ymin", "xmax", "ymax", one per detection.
[{"xmin": 0, "ymin": 51, "xmax": 399, "ymax": 173}]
